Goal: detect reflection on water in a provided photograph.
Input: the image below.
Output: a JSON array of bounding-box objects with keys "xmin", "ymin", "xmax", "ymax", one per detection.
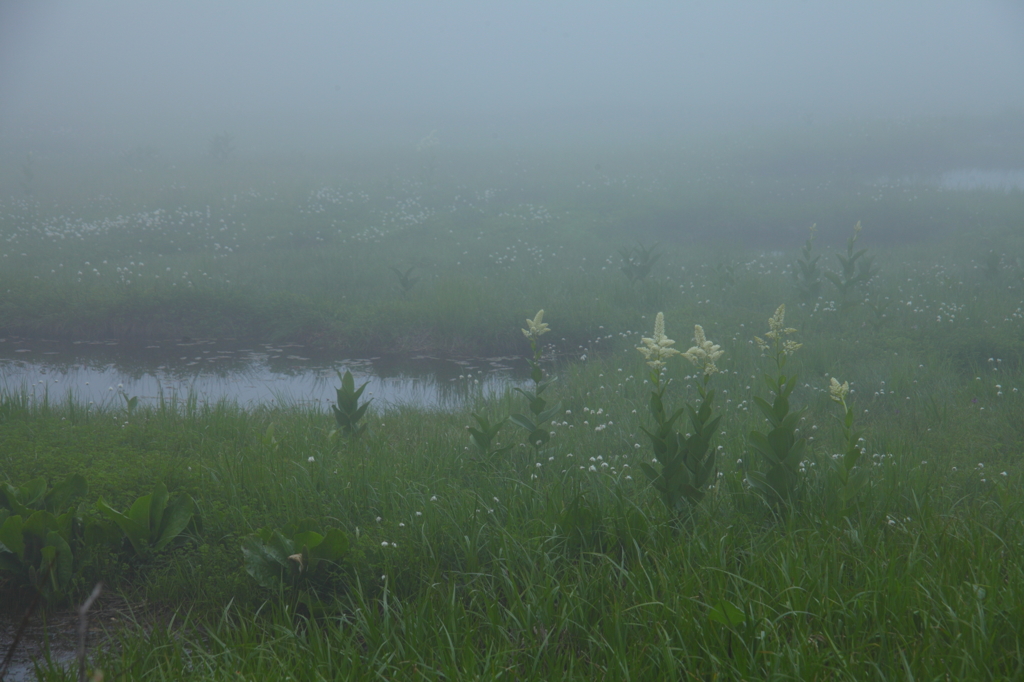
[
  {"xmin": 874, "ymin": 168, "xmax": 1024, "ymax": 193},
  {"xmin": 0, "ymin": 338, "xmax": 528, "ymax": 410},
  {"xmin": 937, "ymin": 169, "xmax": 1024, "ymax": 192}
]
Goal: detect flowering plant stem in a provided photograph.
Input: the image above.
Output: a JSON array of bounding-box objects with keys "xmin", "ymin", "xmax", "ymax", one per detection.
[
  {"xmin": 466, "ymin": 413, "xmax": 512, "ymax": 459},
  {"xmin": 332, "ymin": 370, "xmax": 371, "ymax": 438},
  {"xmin": 829, "ymin": 381, "xmax": 869, "ymax": 514},
  {"xmin": 747, "ymin": 305, "xmax": 807, "ymax": 511},
  {"xmin": 639, "ymin": 372, "xmax": 721, "ymax": 515},
  {"xmin": 510, "ymin": 311, "xmax": 561, "ymax": 454}
]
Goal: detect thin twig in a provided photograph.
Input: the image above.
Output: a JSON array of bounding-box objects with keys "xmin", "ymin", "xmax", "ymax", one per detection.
[{"xmin": 77, "ymin": 583, "xmax": 103, "ymax": 682}]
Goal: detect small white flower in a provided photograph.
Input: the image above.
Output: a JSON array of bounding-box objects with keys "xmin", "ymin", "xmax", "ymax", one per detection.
[{"xmin": 308, "ymin": 456, "xmax": 315, "ymax": 463}]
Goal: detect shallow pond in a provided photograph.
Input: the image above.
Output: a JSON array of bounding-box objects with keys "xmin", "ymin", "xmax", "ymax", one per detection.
[{"xmin": 0, "ymin": 338, "xmax": 527, "ymax": 411}]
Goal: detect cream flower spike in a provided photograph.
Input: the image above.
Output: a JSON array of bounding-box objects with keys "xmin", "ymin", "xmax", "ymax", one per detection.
[
  {"xmin": 829, "ymin": 377, "xmax": 850, "ymax": 404},
  {"xmin": 522, "ymin": 310, "xmax": 550, "ymax": 341},
  {"xmin": 637, "ymin": 312, "xmax": 680, "ymax": 369},
  {"xmin": 683, "ymin": 324, "xmax": 724, "ymax": 375}
]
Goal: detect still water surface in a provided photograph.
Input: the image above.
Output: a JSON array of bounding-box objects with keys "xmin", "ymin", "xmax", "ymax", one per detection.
[{"xmin": 0, "ymin": 338, "xmax": 526, "ymax": 410}]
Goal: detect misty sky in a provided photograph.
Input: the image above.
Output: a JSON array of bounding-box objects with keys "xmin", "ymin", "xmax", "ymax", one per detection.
[{"xmin": 1, "ymin": 1, "xmax": 1023, "ymax": 153}]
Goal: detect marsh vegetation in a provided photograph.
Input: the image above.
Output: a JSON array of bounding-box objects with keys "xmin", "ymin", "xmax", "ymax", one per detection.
[{"xmin": 2, "ymin": 118, "xmax": 1024, "ymax": 679}]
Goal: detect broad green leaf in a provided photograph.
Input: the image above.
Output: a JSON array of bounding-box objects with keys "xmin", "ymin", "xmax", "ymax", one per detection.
[
  {"xmin": 310, "ymin": 529, "xmax": 349, "ymax": 563},
  {"xmin": 149, "ymin": 483, "xmax": 169, "ymax": 544},
  {"xmin": 24, "ymin": 510, "xmax": 59, "ymax": 539},
  {"xmin": 709, "ymin": 600, "xmax": 746, "ymax": 627},
  {"xmin": 293, "ymin": 530, "xmax": 325, "ymax": 552},
  {"xmin": 509, "ymin": 413, "xmax": 537, "ymax": 433},
  {"xmin": 43, "ymin": 474, "xmax": 88, "ymax": 513},
  {"xmin": 528, "ymin": 429, "xmax": 550, "ymax": 447},
  {"xmin": 637, "ymin": 462, "xmax": 660, "ymax": 483},
  {"xmin": 127, "ymin": 494, "xmax": 152, "ymax": 526},
  {"xmin": 97, "ymin": 498, "xmax": 150, "ymax": 556},
  {"xmin": 45, "ymin": 530, "xmax": 74, "ymax": 592},
  {"xmin": 153, "ymin": 493, "xmax": 195, "ymax": 552},
  {"xmin": 752, "ymin": 397, "xmax": 779, "ymax": 427},
  {"xmin": 747, "ymin": 431, "xmax": 778, "ymax": 462},
  {"xmin": 242, "ymin": 536, "xmax": 289, "ymax": 590},
  {"xmin": 0, "ymin": 514, "xmax": 25, "ymax": 558}
]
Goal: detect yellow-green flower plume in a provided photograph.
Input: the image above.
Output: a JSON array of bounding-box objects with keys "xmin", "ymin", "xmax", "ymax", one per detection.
[
  {"xmin": 522, "ymin": 310, "xmax": 550, "ymax": 341},
  {"xmin": 637, "ymin": 312, "xmax": 680, "ymax": 370},
  {"xmin": 755, "ymin": 304, "xmax": 801, "ymax": 356},
  {"xmin": 829, "ymin": 377, "xmax": 849, "ymax": 406},
  {"xmin": 682, "ymin": 324, "xmax": 724, "ymax": 376}
]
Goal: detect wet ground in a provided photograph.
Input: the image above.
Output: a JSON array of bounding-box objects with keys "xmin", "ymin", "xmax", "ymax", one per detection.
[{"xmin": 0, "ymin": 589, "xmax": 130, "ymax": 682}]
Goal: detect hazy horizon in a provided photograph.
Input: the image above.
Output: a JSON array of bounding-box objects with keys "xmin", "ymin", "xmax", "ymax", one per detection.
[{"xmin": 2, "ymin": 1, "xmax": 1023, "ymax": 157}]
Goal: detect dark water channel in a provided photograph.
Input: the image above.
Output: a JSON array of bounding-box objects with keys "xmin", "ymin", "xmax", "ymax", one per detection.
[{"xmin": 0, "ymin": 338, "xmax": 527, "ymax": 411}]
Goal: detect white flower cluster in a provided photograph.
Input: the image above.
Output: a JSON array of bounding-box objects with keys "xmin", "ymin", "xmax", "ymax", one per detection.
[
  {"xmin": 754, "ymin": 304, "xmax": 802, "ymax": 356},
  {"xmin": 636, "ymin": 312, "xmax": 680, "ymax": 370},
  {"xmin": 522, "ymin": 309, "xmax": 550, "ymax": 341},
  {"xmin": 829, "ymin": 377, "xmax": 850, "ymax": 406},
  {"xmin": 682, "ymin": 324, "xmax": 724, "ymax": 376}
]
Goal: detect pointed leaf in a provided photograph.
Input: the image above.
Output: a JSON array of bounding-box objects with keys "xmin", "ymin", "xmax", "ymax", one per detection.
[
  {"xmin": 709, "ymin": 600, "xmax": 746, "ymax": 627},
  {"xmin": 152, "ymin": 494, "xmax": 195, "ymax": 552},
  {"xmin": 242, "ymin": 536, "xmax": 289, "ymax": 590},
  {"xmin": 0, "ymin": 514, "xmax": 25, "ymax": 558},
  {"xmin": 43, "ymin": 474, "xmax": 88, "ymax": 514},
  {"xmin": 752, "ymin": 397, "xmax": 779, "ymax": 427},
  {"xmin": 310, "ymin": 529, "xmax": 349, "ymax": 563},
  {"xmin": 97, "ymin": 498, "xmax": 150, "ymax": 556},
  {"xmin": 148, "ymin": 483, "xmax": 169, "ymax": 544},
  {"xmin": 509, "ymin": 413, "xmax": 538, "ymax": 433}
]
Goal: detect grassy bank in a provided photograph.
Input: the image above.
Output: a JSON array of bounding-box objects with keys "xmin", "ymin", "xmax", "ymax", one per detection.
[
  {"xmin": 3, "ymin": 267, "xmax": 1024, "ymax": 677},
  {"xmin": 3, "ymin": 124, "xmax": 1024, "ymax": 678}
]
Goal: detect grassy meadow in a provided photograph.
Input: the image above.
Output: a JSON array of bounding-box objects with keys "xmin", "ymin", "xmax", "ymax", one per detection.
[{"xmin": 3, "ymin": 122, "xmax": 1024, "ymax": 680}]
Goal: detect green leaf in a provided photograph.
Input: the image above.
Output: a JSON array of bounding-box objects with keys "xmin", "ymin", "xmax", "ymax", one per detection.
[
  {"xmin": 536, "ymin": 403, "xmax": 563, "ymax": 425},
  {"xmin": 127, "ymin": 493, "xmax": 152, "ymax": 527},
  {"xmin": 242, "ymin": 536, "xmax": 289, "ymax": 590},
  {"xmin": 1, "ymin": 478, "xmax": 46, "ymax": 516},
  {"xmin": 152, "ymin": 493, "xmax": 195, "ymax": 552},
  {"xmin": 709, "ymin": 599, "xmax": 746, "ymax": 627},
  {"xmin": 293, "ymin": 530, "xmax": 325, "ymax": 552},
  {"xmin": 43, "ymin": 474, "xmax": 88, "ymax": 514},
  {"xmin": 0, "ymin": 514, "xmax": 26, "ymax": 559},
  {"xmin": 509, "ymin": 413, "xmax": 537, "ymax": 433},
  {"xmin": 44, "ymin": 530, "xmax": 73, "ymax": 593},
  {"xmin": 752, "ymin": 397, "xmax": 779, "ymax": 427},
  {"xmin": 747, "ymin": 431, "xmax": 778, "ymax": 463},
  {"xmin": 823, "ymin": 271, "xmax": 844, "ymax": 289},
  {"xmin": 528, "ymin": 429, "xmax": 550, "ymax": 447},
  {"xmin": 97, "ymin": 497, "xmax": 150, "ymax": 556},
  {"xmin": 638, "ymin": 462, "xmax": 660, "ymax": 483},
  {"xmin": 149, "ymin": 483, "xmax": 169, "ymax": 544},
  {"xmin": 310, "ymin": 529, "xmax": 349, "ymax": 563}
]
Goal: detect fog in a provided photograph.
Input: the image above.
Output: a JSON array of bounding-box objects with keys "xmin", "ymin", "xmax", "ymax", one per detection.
[{"xmin": 2, "ymin": 1, "xmax": 1023, "ymax": 157}]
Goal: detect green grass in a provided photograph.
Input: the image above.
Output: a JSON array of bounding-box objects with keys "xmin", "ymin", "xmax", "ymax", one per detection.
[
  {"xmin": 4, "ymin": 124, "xmax": 1024, "ymax": 678},
  {"xmin": 3, "ymin": 295, "xmax": 1024, "ymax": 678}
]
